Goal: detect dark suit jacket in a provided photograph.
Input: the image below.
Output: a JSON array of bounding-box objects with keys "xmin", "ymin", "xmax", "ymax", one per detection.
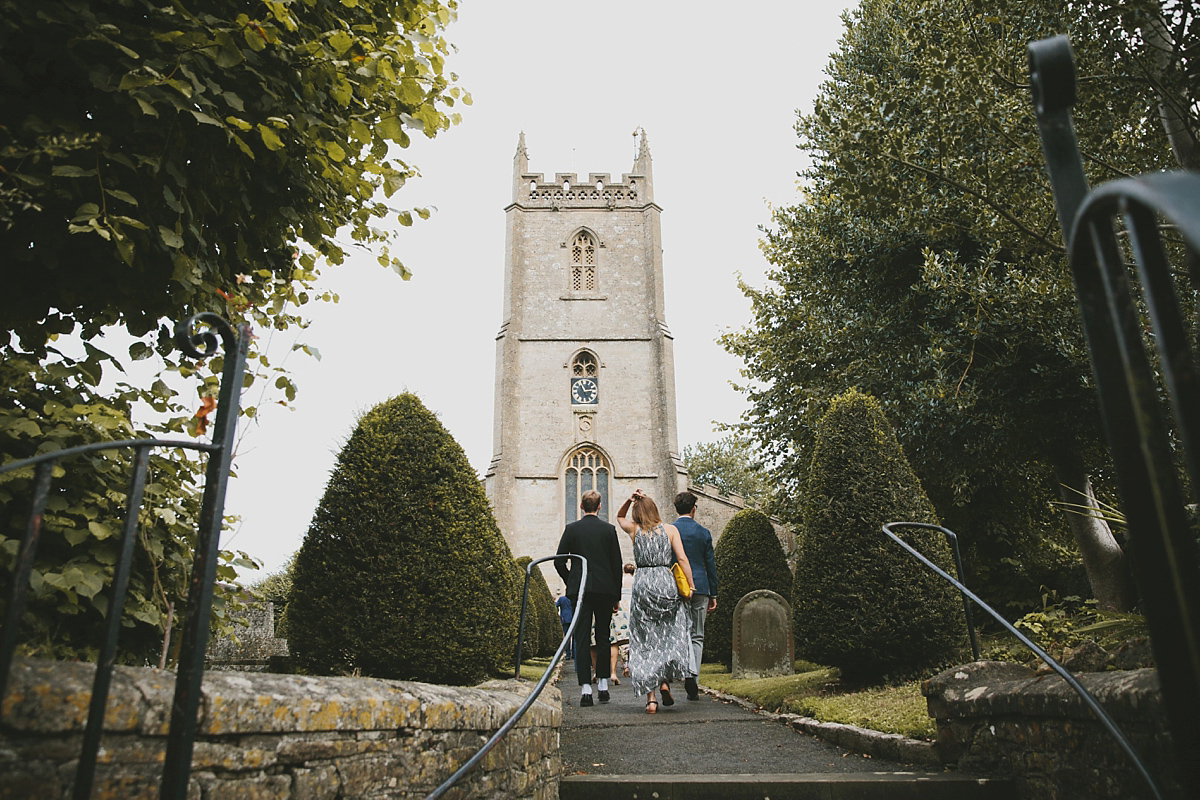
[
  {"xmin": 555, "ymin": 514, "xmax": 623, "ymax": 600},
  {"xmin": 675, "ymin": 516, "xmax": 718, "ymax": 597}
]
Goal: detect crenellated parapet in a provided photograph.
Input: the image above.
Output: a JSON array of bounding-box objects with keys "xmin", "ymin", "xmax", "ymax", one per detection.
[{"xmin": 513, "ymin": 172, "xmax": 649, "ymax": 209}]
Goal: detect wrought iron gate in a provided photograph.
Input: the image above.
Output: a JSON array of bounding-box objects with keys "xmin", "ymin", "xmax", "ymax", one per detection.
[{"xmin": 0, "ymin": 312, "xmax": 248, "ymax": 799}]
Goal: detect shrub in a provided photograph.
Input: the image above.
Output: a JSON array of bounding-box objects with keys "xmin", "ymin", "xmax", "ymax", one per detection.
[
  {"xmin": 516, "ymin": 556, "xmax": 560, "ymax": 658},
  {"xmin": 793, "ymin": 389, "xmax": 962, "ymax": 683},
  {"xmin": 288, "ymin": 394, "xmax": 517, "ymax": 684},
  {"xmin": 708, "ymin": 508, "xmax": 794, "ymax": 668}
]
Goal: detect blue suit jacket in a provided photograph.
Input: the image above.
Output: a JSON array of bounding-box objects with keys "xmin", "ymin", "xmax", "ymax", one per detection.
[{"xmin": 674, "ymin": 516, "xmax": 718, "ymax": 597}]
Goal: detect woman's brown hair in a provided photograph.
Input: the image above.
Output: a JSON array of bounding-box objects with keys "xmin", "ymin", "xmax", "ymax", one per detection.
[{"xmin": 631, "ymin": 494, "xmax": 662, "ymax": 528}]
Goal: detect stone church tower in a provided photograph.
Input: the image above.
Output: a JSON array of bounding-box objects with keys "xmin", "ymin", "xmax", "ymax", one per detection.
[{"xmin": 485, "ymin": 132, "xmax": 689, "ymax": 579}]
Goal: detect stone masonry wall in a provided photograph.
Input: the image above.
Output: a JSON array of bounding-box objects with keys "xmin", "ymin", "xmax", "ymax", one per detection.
[
  {"xmin": 688, "ymin": 483, "xmax": 794, "ymax": 565},
  {"xmin": 923, "ymin": 661, "xmax": 1183, "ymax": 800},
  {"xmin": 0, "ymin": 657, "xmax": 560, "ymax": 800}
]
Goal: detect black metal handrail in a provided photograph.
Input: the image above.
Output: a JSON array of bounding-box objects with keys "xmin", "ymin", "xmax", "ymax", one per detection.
[
  {"xmin": 425, "ymin": 553, "xmax": 588, "ymax": 800},
  {"xmin": 0, "ymin": 313, "xmax": 248, "ymax": 800},
  {"xmin": 883, "ymin": 522, "xmax": 1164, "ymax": 800},
  {"xmin": 1029, "ymin": 34, "xmax": 1200, "ymax": 795}
]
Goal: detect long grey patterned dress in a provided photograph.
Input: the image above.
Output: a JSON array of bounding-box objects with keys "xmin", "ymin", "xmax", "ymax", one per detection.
[{"xmin": 629, "ymin": 524, "xmax": 692, "ymax": 697}]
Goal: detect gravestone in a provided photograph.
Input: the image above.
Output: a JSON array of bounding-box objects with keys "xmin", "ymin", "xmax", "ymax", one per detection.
[{"xmin": 732, "ymin": 589, "xmax": 794, "ymax": 679}]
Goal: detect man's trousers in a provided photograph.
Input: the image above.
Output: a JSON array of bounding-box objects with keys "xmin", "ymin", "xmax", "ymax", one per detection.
[
  {"xmin": 684, "ymin": 594, "xmax": 710, "ymax": 676},
  {"xmin": 574, "ymin": 591, "xmax": 617, "ymax": 686}
]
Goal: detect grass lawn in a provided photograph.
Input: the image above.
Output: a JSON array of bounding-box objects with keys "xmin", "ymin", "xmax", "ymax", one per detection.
[
  {"xmin": 516, "ymin": 657, "xmax": 559, "ymax": 682},
  {"xmin": 698, "ymin": 662, "xmax": 937, "ymax": 740}
]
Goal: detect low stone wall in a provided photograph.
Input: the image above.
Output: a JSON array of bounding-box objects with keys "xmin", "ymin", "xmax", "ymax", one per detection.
[
  {"xmin": 923, "ymin": 661, "xmax": 1183, "ymax": 800},
  {"xmin": 0, "ymin": 657, "xmax": 560, "ymax": 800}
]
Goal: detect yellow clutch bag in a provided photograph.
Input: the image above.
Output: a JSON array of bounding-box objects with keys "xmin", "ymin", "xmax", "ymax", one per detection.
[{"xmin": 671, "ymin": 563, "xmax": 692, "ymax": 598}]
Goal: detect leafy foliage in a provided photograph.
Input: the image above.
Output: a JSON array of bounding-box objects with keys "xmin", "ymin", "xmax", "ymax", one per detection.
[
  {"xmin": 1, "ymin": 0, "xmax": 465, "ymax": 350},
  {"xmin": 0, "ymin": 350, "xmax": 257, "ymax": 665},
  {"xmin": 793, "ymin": 390, "xmax": 962, "ymax": 684},
  {"xmin": 708, "ymin": 509, "xmax": 793, "ymax": 668},
  {"xmin": 682, "ymin": 435, "xmax": 774, "ymax": 509},
  {"xmin": 1, "ymin": 0, "xmax": 463, "ymax": 664},
  {"xmin": 721, "ymin": 0, "xmax": 1193, "ymax": 612},
  {"xmin": 288, "ymin": 394, "xmax": 518, "ymax": 684}
]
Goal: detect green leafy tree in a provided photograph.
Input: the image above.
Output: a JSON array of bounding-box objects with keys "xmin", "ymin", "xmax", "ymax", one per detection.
[
  {"xmin": 723, "ymin": 0, "xmax": 1195, "ymax": 611},
  {"xmin": 793, "ymin": 390, "xmax": 962, "ymax": 684},
  {"xmin": 288, "ymin": 394, "xmax": 518, "ymax": 684},
  {"xmin": 682, "ymin": 435, "xmax": 774, "ymax": 509},
  {"xmin": 0, "ymin": 348, "xmax": 259, "ymax": 665},
  {"xmin": 1, "ymin": 0, "xmax": 464, "ymax": 662},
  {"xmin": 708, "ymin": 509, "xmax": 793, "ymax": 668}
]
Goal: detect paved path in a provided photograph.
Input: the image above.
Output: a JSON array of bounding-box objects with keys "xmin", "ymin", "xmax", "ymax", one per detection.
[{"xmin": 558, "ymin": 664, "xmax": 936, "ymax": 777}]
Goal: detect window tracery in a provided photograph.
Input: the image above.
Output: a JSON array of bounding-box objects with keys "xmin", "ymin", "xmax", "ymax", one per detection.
[
  {"xmin": 570, "ymin": 231, "xmax": 597, "ymax": 291},
  {"xmin": 564, "ymin": 447, "xmax": 610, "ymax": 523}
]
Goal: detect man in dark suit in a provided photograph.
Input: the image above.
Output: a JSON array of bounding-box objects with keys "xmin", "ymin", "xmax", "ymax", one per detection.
[
  {"xmin": 555, "ymin": 489, "xmax": 623, "ymax": 706},
  {"xmin": 674, "ymin": 490, "xmax": 719, "ymax": 701}
]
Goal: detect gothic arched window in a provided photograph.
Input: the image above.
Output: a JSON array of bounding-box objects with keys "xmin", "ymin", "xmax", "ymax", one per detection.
[
  {"xmin": 571, "ymin": 351, "xmax": 597, "ymax": 378},
  {"xmin": 570, "ymin": 231, "xmax": 597, "ymax": 291},
  {"xmin": 564, "ymin": 447, "xmax": 611, "ymax": 523}
]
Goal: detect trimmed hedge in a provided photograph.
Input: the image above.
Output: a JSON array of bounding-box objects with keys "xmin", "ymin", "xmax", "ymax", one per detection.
[
  {"xmin": 708, "ymin": 508, "xmax": 794, "ymax": 668},
  {"xmin": 793, "ymin": 389, "xmax": 961, "ymax": 684},
  {"xmin": 289, "ymin": 394, "xmax": 517, "ymax": 685},
  {"xmin": 516, "ymin": 556, "xmax": 560, "ymax": 658}
]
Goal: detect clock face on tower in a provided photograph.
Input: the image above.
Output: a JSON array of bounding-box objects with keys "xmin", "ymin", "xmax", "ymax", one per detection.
[{"xmin": 571, "ymin": 377, "xmax": 599, "ymax": 405}]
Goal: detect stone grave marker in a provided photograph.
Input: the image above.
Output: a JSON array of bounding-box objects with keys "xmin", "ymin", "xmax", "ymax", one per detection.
[{"xmin": 732, "ymin": 589, "xmax": 794, "ymax": 679}]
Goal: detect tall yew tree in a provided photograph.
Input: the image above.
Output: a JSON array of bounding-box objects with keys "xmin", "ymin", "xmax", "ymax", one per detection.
[
  {"xmin": 724, "ymin": 0, "xmax": 1196, "ymax": 612},
  {"xmin": 289, "ymin": 394, "xmax": 519, "ymax": 684}
]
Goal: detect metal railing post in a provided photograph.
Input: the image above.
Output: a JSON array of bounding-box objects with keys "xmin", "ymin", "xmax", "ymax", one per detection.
[
  {"xmin": 160, "ymin": 314, "xmax": 249, "ymax": 800},
  {"xmin": 1029, "ymin": 35, "xmax": 1200, "ymax": 795}
]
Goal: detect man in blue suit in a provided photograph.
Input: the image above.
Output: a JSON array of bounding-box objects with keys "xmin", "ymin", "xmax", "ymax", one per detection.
[{"xmin": 673, "ymin": 490, "xmax": 718, "ymax": 701}]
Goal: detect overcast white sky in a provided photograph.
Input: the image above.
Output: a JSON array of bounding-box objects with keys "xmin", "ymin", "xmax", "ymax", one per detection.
[{"xmin": 223, "ymin": 1, "xmax": 860, "ymax": 579}]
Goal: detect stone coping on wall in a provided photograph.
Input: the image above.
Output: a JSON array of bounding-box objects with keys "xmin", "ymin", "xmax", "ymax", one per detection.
[
  {"xmin": 1, "ymin": 657, "xmax": 561, "ymax": 800},
  {"xmin": 1, "ymin": 657, "xmax": 560, "ymax": 737},
  {"xmin": 922, "ymin": 659, "xmax": 1162, "ymax": 723}
]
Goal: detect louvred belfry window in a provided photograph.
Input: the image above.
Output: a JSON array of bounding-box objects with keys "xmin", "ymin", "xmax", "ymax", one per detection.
[{"xmin": 570, "ymin": 231, "xmax": 596, "ymax": 291}]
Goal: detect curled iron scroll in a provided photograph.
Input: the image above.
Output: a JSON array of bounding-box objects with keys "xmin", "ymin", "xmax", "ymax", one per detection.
[
  {"xmin": 174, "ymin": 313, "xmax": 238, "ymax": 360},
  {"xmin": 1027, "ymin": 34, "xmax": 1076, "ymax": 116}
]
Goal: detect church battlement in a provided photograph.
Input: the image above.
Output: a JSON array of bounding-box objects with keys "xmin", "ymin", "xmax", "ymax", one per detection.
[
  {"xmin": 515, "ymin": 172, "xmax": 647, "ymax": 209},
  {"xmin": 510, "ymin": 130, "xmax": 656, "ymax": 208}
]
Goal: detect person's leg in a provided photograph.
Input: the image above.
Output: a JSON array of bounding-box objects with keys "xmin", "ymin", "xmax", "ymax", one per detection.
[
  {"xmin": 684, "ymin": 595, "xmax": 708, "ymax": 700},
  {"xmin": 562, "ymin": 621, "xmax": 573, "ymax": 658},
  {"xmin": 574, "ymin": 595, "xmax": 595, "ymax": 687},
  {"xmin": 687, "ymin": 595, "xmax": 708, "ymax": 675},
  {"xmin": 610, "ymin": 644, "xmax": 619, "ymax": 678},
  {"xmin": 591, "ymin": 599, "xmax": 615, "ymax": 680}
]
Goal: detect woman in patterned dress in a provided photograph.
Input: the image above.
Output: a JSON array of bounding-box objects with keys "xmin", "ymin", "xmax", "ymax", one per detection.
[{"xmin": 616, "ymin": 489, "xmax": 695, "ymax": 714}]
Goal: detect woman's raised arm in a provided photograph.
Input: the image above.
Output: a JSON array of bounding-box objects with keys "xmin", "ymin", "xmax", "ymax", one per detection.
[{"xmin": 616, "ymin": 495, "xmax": 637, "ymax": 535}]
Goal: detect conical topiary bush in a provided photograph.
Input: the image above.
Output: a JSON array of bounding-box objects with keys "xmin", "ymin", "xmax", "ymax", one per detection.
[
  {"xmin": 516, "ymin": 555, "xmax": 560, "ymax": 658},
  {"xmin": 288, "ymin": 393, "xmax": 517, "ymax": 684},
  {"xmin": 708, "ymin": 508, "xmax": 793, "ymax": 668},
  {"xmin": 793, "ymin": 389, "xmax": 962, "ymax": 683}
]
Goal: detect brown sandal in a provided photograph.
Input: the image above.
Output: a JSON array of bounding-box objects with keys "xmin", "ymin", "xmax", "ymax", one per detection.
[
  {"xmin": 660, "ymin": 684, "xmax": 675, "ymax": 706},
  {"xmin": 645, "ymin": 699, "xmax": 658, "ymax": 714}
]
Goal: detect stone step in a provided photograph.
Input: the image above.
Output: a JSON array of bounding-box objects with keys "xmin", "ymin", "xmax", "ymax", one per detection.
[{"xmin": 559, "ymin": 772, "xmax": 1015, "ymax": 800}]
